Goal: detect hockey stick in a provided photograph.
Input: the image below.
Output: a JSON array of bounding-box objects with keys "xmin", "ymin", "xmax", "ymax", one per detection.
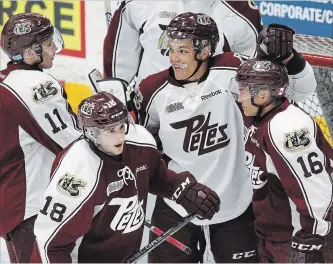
[
  {"xmin": 144, "ymin": 221, "xmax": 192, "ymax": 255},
  {"xmin": 104, "ymin": 0, "xmax": 112, "ymax": 27},
  {"xmin": 127, "ymin": 213, "xmax": 197, "ymax": 263}
]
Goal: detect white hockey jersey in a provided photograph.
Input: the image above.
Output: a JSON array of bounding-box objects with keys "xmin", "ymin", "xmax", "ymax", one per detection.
[
  {"xmin": 104, "ymin": 0, "xmax": 262, "ymax": 86},
  {"xmin": 138, "ymin": 53, "xmax": 252, "ymax": 225},
  {"xmin": 0, "ymin": 62, "xmax": 81, "ymax": 235},
  {"xmin": 138, "ymin": 52, "xmax": 318, "ymax": 225}
]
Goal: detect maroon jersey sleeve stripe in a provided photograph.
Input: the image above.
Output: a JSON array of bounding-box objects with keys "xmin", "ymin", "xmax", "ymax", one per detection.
[{"xmin": 0, "ymin": 83, "xmax": 62, "ymax": 155}]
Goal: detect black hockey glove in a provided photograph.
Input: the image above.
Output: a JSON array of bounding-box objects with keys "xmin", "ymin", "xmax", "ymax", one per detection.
[
  {"xmin": 172, "ymin": 174, "xmax": 220, "ymax": 220},
  {"xmin": 257, "ymin": 23, "xmax": 295, "ymax": 62},
  {"xmin": 289, "ymin": 231, "xmax": 326, "ymax": 263}
]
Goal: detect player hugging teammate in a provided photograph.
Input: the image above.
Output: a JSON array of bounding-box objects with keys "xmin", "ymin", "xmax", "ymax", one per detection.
[{"xmin": 0, "ymin": 3, "xmax": 332, "ymax": 264}]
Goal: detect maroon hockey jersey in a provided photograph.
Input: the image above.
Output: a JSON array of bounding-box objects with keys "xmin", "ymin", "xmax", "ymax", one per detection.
[
  {"xmin": 244, "ymin": 99, "xmax": 333, "ymax": 242},
  {"xmin": 33, "ymin": 125, "xmax": 193, "ymax": 263}
]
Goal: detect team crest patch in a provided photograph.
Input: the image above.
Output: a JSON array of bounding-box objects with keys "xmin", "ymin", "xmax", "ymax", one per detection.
[
  {"xmin": 31, "ymin": 81, "xmax": 58, "ymax": 103},
  {"xmin": 284, "ymin": 128, "xmax": 311, "ymax": 151},
  {"xmin": 253, "ymin": 61, "xmax": 276, "ymax": 72},
  {"xmin": 14, "ymin": 22, "xmax": 32, "ymax": 35},
  {"xmin": 57, "ymin": 173, "xmax": 86, "ymax": 197},
  {"xmin": 157, "ymin": 24, "xmax": 170, "ymax": 56},
  {"xmin": 80, "ymin": 101, "xmax": 95, "ymax": 115},
  {"xmin": 196, "ymin": 14, "xmax": 212, "ymax": 25}
]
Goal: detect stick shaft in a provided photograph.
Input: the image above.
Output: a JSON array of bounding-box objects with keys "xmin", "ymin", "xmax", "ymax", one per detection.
[
  {"xmin": 127, "ymin": 213, "xmax": 197, "ymax": 263},
  {"xmin": 144, "ymin": 221, "xmax": 192, "ymax": 255}
]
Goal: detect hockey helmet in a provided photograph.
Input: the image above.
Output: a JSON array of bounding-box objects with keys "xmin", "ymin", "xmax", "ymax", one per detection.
[
  {"xmin": 167, "ymin": 12, "xmax": 220, "ymax": 55},
  {"xmin": 1, "ymin": 13, "xmax": 64, "ymax": 61},
  {"xmin": 229, "ymin": 58, "xmax": 289, "ymax": 100}
]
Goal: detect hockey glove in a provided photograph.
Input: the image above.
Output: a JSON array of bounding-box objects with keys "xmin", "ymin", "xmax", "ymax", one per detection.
[
  {"xmin": 172, "ymin": 174, "xmax": 220, "ymax": 220},
  {"xmin": 289, "ymin": 231, "xmax": 326, "ymax": 263},
  {"xmin": 257, "ymin": 23, "xmax": 295, "ymax": 62}
]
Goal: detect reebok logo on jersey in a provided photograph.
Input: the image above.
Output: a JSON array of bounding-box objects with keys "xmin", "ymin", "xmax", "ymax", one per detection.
[
  {"xmin": 284, "ymin": 128, "xmax": 311, "ymax": 152},
  {"xmin": 136, "ymin": 165, "xmax": 147, "ymax": 174},
  {"xmin": 31, "ymin": 80, "xmax": 58, "ymax": 103},
  {"xmin": 57, "ymin": 173, "xmax": 86, "ymax": 197},
  {"xmin": 170, "ymin": 112, "xmax": 230, "ymax": 156},
  {"xmin": 201, "ymin": 89, "xmax": 222, "ymax": 101}
]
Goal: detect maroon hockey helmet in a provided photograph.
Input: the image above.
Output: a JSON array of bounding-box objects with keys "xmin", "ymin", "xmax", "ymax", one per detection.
[
  {"xmin": 77, "ymin": 91, "xmax": 129, "ymax": 129},
  {"xmin": 1, "ymin": 13, "xmax": 63, "ymax": 61},
  {"xmin": 229, "ymin": 58, "xmax": 289, "ymax": 100},
  {"xmin": 167, "ymin": 12, "xmax": 220, "ymax": 55}
]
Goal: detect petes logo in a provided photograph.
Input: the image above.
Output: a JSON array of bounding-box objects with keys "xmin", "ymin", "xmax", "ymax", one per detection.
[
  {"xmin": 107, "ymin": 166, "xmax": 137, "ymax": 196},
  {"xmin": 170, "ymin": 112, "xmax": 230, "ymax": 156},
  {"xmin": 245, "ymin": 151, "xmax": 267, "ymax": 189},
  {"xmin": 14, "ymin": 22, "xmax": 31, "ymax": 35},
  {"xmin": 31, "ymin": 81, "xmax": 58, "ymax": 103},
  {"xmin": 80, "ymin": 102, "xmax": 95, "ymax": 115},
  {"xmin": 284, "ymin": 128, "xmax": 311, "ymax": 151},
  {"xmin": 57, "ymin": 173, "xmax": 86, "ymax": 197},
  {"xmin": 197, "ymin": 14, "xmax": 212, "ymax": 25},
  {"xmin": 253, "ymin": 61, "xmax": 276, "ymax": 72},
  {"xmin": 109, "ymin": 195, "xmax": 145, "ymax": 234}
]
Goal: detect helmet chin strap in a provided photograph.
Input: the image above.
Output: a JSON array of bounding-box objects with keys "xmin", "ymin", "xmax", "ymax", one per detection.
[
  {"xmin": 32, "ymin": 44, "xmax": 44, "ymax": 68},
  {"xmin": 184, "ymin": 50, "xmax": 207, "ymax": 80},
  {"xmin": 251, "ymin": 97, "xmax": 276, "ymax": 120}
]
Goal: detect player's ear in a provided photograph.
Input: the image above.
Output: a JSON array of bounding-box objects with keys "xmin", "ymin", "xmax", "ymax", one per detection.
[
  {"xmin": 197, "ymin": 46, "xmax": 211, "ymax": 61},
  {"xmin": 23, "ymin": 46, "xmax": 37, "ymax": 60}
]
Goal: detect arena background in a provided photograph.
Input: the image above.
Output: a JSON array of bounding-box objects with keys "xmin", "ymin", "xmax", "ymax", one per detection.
[{"xmin": 0, "ymin": 0, "xmax": 332, "ymax": 263}]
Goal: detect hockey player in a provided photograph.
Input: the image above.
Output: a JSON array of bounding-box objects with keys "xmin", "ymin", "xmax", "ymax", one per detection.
[
  {"xmin": 31, "ymin": 91, "xmax": 220, "ymax": 263},
  {"xmin": 104, "ymin": 0, "xmax": 262, "ymax": 87},
  {"xmin": 137, "ymin": 13, "xmax": 317, "ymax": 263},
  {"xmin": 230, "ymin": 58, "xmax": 333, "ymax": 263},
  {"xmin": 0, "ymin": 13, "xmax": 81, "ymax": 262}
]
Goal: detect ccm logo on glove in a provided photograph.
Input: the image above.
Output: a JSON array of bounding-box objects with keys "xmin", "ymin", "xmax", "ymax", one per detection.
[
  {"xmin": 291, "ymin": 242, "xmax": 323, "ymax": 251},
  {"xmin": 172, "ymin": 177, "xmax": 191, "ymax": 200}
]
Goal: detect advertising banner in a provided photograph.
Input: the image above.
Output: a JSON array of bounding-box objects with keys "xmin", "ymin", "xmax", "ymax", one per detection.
[
  {"xmin": 0, "ymin": 0, "xmax": 86, "ymax": 57},
  {"xmin": 256, "ymin": 0, "xmax": 333, "ymax": 38}
]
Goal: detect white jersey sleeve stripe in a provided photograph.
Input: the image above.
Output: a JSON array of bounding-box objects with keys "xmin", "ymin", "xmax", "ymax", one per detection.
[{"xmin": 143, "ymin": 80, "xmax": 168, "ymax": 128}]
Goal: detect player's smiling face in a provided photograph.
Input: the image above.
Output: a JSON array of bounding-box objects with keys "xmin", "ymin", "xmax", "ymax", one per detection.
[{"xmin": 168, "ymin": 39, "xmax": 199, "ymax": 80}]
